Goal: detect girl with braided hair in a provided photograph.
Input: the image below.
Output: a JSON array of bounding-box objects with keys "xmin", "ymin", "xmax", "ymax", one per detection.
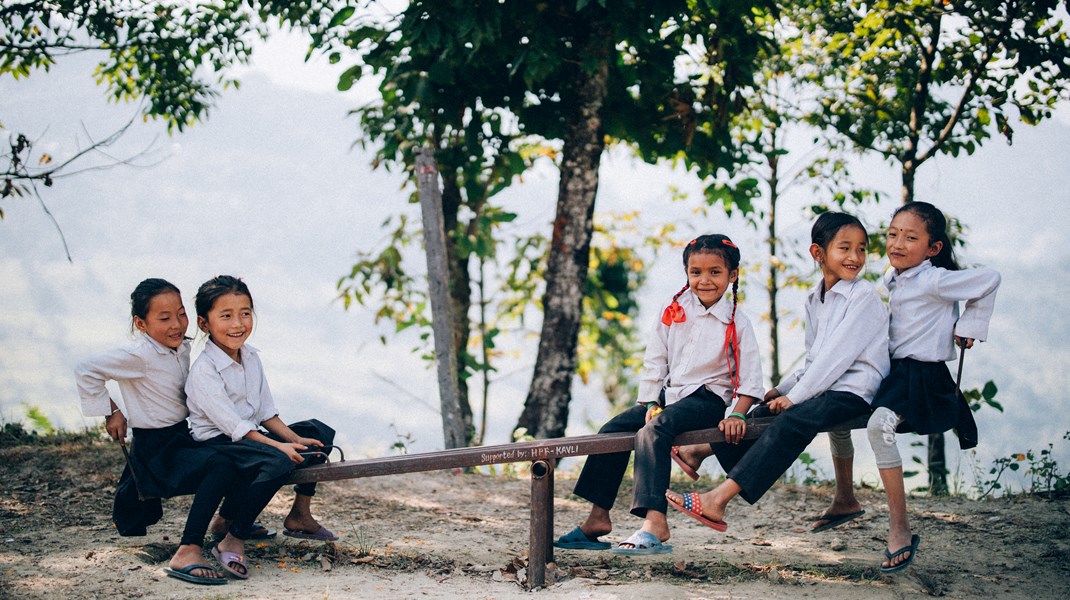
[
  {"xmin": 553, "ymin": 234, "xmax": 764, "ymax": 555},
  {"xmin": 667, "ymin": 212, "xmax": 890, "ymax": 536}
]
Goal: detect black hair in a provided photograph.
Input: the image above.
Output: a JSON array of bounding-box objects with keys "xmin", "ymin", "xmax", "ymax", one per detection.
[
  {"xmin": 673, "ymin": 233, "xmax": 743, "ymax": 318},
  {"xmin": 893, "ymin": 201, "xmax": 960, "ymax": 271},
  {"xmin": 811, "ymin": 211, "xmax": 867, "ymax": 250},
  {"xmin": 669, "ymin": 233, "xmax": 742, "ymax": 331},
  {"xmin": 194, "ymin": 275, "xmax": 254, "ymax": 320},
  {"xmin": 130, "ymin": 278, "xmax": 181, "ymax": 330}
]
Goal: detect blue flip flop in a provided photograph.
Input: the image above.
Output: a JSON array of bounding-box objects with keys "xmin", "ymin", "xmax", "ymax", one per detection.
[
  {"xmin": 554, "ymin": 526, "xmax": 611, "ymax": 550},
  {"xmin": 163, "ymin": 563, "xmax": 227, "ymax": 585},
  {"xmin": 612, "ymin": 529, "xmax": 673, "ymax": 555},
  {"xmin": 880, "ymin": 534, "xmax": 920, "ymax": 574}
]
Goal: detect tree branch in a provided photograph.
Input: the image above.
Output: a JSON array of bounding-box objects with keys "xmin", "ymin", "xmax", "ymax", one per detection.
[{"xmin": 915, "ymin": 1, "xmax": 1019, "ymax": 165}]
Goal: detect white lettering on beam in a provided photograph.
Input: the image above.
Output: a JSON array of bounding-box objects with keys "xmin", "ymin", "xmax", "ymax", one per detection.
[{"xmin": 479, "ymin": 444, "xmax": 584, "ymax": 464}]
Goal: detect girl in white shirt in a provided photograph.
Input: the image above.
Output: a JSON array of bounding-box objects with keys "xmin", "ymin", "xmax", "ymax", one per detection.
[
  {"xmin": 868, "ymin": 201, "xmax": 1000, "ymax": 573},
  {"xmin": 554, "ymin": 234, "xmax": 764, "ymax": 555},
  {"xmin": 185, "ymin": 275, "xmax": 337, "ymax": 579},
  {"xmin": 666, "ymin": 213, "xmax": 890, "ymax": 536},
  {"xmin": 76, "ymin": 278, "xmax": 232, "ymax": 585}
]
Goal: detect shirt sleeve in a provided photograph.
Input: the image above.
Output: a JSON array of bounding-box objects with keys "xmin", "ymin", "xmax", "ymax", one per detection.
[
  {"xmin": 186, "ymin": 366, "xmax": 257, "ymax": 442},
  {"xmin": 636, "ymin": 315, "xmax": 670, "ymax": 406},
  {"xmin": 74, "ymin": 347, "xmax": 145, "ymax": 417},
  {"xmin": 932, "ymin": 267, "xmax": 1001, "ymax": 342},
  {"xmin": 253, "ymin": 363, "xmax": 279, "ymax": 424},
  {"xmin": 785, "ymin": 287, "xmax": 888, "ymax": 405}
]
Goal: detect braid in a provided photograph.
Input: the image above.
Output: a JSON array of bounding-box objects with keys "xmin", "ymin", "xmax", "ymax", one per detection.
[
  {"xmin": 662, "ymin": 283, "xmax": 690, "ymax": 326},
  {"xmin": 671, "ymin": 283, "xmax": 689, "ymax": 303}
]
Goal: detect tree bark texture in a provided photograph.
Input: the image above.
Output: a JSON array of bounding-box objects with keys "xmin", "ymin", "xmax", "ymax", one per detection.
[
  {"xmin": 415, "ymin": 148, "xmax": 467, "ymax": 449},
  {"xmin": 440, "ymin": 173, "xmax": 476, "ymax": 445},
  {"xmin": 516, "ymin": 33, "xmax": 610, "ymax": 439}
]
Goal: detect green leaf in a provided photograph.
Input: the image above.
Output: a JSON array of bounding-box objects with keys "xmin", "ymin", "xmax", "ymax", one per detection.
[
  {"xmin": 338, "ymin": 64, "xmax": 361, "ymax": 91},
  {"xmin": 329, "ymin": 6, "xmax": 356, "ymax": 29},
  {"xmin": 982, "ymin": 380, "xmax": 998, "ymax": 400}
]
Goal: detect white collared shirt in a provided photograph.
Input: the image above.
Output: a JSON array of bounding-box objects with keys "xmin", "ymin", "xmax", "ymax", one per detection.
[
  {"xmin": 75, "ymin": 333, "xmax": 191, "ymax": 429},
  {"xmin": 885, "ymin": 260, "xmax": 1001, "ymax": 362},
  {"xmin": 637, "ymin": 291, "xmax": 764, "ymax": 407},
  {"xmin": 777, "ymin": 278, "xmax": 890, "ymax": 405},
  {"xmin": 185, "ymin": 341, "xmax": 279, "ymax": 442}
]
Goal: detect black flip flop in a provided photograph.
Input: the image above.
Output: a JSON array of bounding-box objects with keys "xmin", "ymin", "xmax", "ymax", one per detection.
[
  {"xmin": 810, "ymin": 509, "xmax": 865, "ymax": 533},
  {"xmin": 880, "ymin": 534, "xmax": 921, "ymax": 574},
  {"xmin": 163, "ymin": 564, "xmax": 227, "ymax": 585}
]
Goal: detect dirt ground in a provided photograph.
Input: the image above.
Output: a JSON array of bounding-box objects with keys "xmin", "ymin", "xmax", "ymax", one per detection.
[{"xmin": 1, "ymin": 439, "xmax": 1068, "ymax": 599}]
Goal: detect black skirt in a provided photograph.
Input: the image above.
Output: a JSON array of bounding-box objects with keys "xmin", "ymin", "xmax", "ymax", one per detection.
[
  {"xmin": 128, "ymin": 421, "xmax": 223, "ymax": 498},
  {"xmin": 199, "ymin": 419, "xmax": 337, "ymax": 484},
  {"xmin": 114, "ymin": 421, "xmax": 223, "ymax": 535},
  {"xmin": 871, "ymin": 358, "xmax": 978, "ymax": 449}
]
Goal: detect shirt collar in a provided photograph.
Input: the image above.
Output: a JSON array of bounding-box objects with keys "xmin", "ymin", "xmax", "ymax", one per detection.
[
  {"xmin": 681, "ymin": 290, "xmax": 734, "ymax": 324},
  {"xmin": 808, "ymin": 277, "xmax": 855, "ymax": 303},
  {"xmin": 140, "ymin": 332, "xmax": 189, "ymax": 358},
  {"xmin": 888, "ymin": 259, "xmax": 932, "ymax": 283},
  {"xmin": 202, "ymin": 339, "xmax": 257, "ymax": 372}
]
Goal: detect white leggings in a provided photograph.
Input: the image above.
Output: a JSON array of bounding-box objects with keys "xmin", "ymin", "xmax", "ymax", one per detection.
[{"xmin": 867, "ymin": 406, "xmax": 906, "ymax": 469}]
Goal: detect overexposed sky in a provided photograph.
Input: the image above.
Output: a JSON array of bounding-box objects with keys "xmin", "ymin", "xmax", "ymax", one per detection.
[{"xmin": 2, "ymin": 30, "xmax": 1068, "ymax": 493}]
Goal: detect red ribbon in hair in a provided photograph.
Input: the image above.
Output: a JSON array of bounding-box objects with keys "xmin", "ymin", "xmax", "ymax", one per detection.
[
  {"xmin": 722, "ymin": 320, "xmax": 740, "ymax": 401},
  {"xmin": 661, "ymin": 301, "xmax": 686, "ymax": 326}
]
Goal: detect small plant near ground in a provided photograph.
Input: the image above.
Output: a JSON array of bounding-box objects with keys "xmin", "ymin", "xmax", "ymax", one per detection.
[
  {"xmin": 388, "ymin": 422, "xmax": 415, "ymax": 455},
  {"xmin": 977, "ymin": 431, "xmax": 1070, "ymax": 499}
]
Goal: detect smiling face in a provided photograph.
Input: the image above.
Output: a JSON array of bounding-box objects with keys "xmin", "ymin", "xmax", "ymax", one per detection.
[
  {"xmin": 811, "ymin": 224, "xmax": 868, "ymax": 291},
  {"xmin": 886, "ymin": 210, "xmax": 942, "ymax": 271},
  {"xmin": 198, "ymin": 292, "xmax": 254, "ymax": 362},
  {"xmin": 133, "ymin": 291, "xmax": 188, "ymax": 350},
  {"xmin": 686, "ymin": 251, "xmax": 737, "ymax": 309}
]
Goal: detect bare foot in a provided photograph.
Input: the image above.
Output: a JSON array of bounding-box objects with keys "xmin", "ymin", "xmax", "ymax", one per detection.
[
  {"xmin": 811, "ymin": 497, "xmax": 863, "ymax": 530},
  {"xmin": 618, "ymin": 513, "xmax": 670, "ymax": 548},
  {"xmin": 169, "ymin": 544, "xmax": 223, "ymax": 580},
  {"xmin": 283, "ymin": 513, "xmax": 326, "ymax": 534},
  {"xmin": 882, "ymin": 528, "xmax": 915, "ymax": 570},
  {"xmin": 665, "ymin": 489, "xmax": 726, "ymax": 523},
  {"xmin": 208, "ymin": 515, "xmax": 230, "ymax": 539},
  {"xmin": 674, "ymin": 444, "xmax": 710, "ymax": 474},
  {"xmin": 215, "ymin": 534, "xmax": 248, "ymax": 577}
]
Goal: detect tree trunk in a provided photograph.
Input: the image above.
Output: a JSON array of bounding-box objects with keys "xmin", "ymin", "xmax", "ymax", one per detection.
[
  {"xmin": 415, "ymin": 148, "xmax": 467, "ymax": 449},
  {"xmin": 516, "ymin": 32, "xmax": 609, "ymax": 439},
  {"xmin": 765, "ymin": 139, "xmax": 782, "ymax": 386},
  {"xmin": 927, "ymin": 432, "xmax": 949, "ymax": 495},
  {"xmin": 440, "ymin": 174, "xmax": 476, "ymax": 445},
  {"xmin": 901, "ymin": 160, "xmax": 917, "ymax": 205}
]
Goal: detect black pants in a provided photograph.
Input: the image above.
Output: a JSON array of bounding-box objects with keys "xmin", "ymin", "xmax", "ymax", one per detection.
[
  {"xmin": 573, "ymin": 387, "xmax": 727, "ymax": 518},
  {"xmin": 180, "ymin": 452, "xmax": 239, "ymax": 546},
  {"xmin": 213, "ymin": 419, "xmax": 335, "ymax": 539},
  {"xmin": 716, "ymin": 390, "xmax": 871, "ymax": 504}
]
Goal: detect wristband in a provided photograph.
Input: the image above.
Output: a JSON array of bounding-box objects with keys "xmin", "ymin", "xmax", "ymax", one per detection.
[
  {"xmin": 110, "ymin": 408, "xmax": 122, "ymax": 416},
  {"xmin": 728, "ymin": 411, "xmax": 747, "ymax": 421}
]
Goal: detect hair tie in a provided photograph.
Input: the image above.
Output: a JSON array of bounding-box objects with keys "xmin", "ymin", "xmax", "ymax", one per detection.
[
  {"xmin": 688, "ymin": 239, "xmax": 697, "ymax": 245},
  {"xmin": 661, "ymin": 301, "xmax": 686, "ymax": 326},
  {"xmin": 722, "ymin": 239, "xmax": 737, "ymax": 249}
]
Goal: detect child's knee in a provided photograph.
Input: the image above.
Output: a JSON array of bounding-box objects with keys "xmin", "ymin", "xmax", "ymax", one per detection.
[
  {"xmin": 867, "ymin": 407, "xmax": 904, "ymax": 468},
  {"xmin": 866, "ymin": 408, "xmax": 899, "ymax": 446}
]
